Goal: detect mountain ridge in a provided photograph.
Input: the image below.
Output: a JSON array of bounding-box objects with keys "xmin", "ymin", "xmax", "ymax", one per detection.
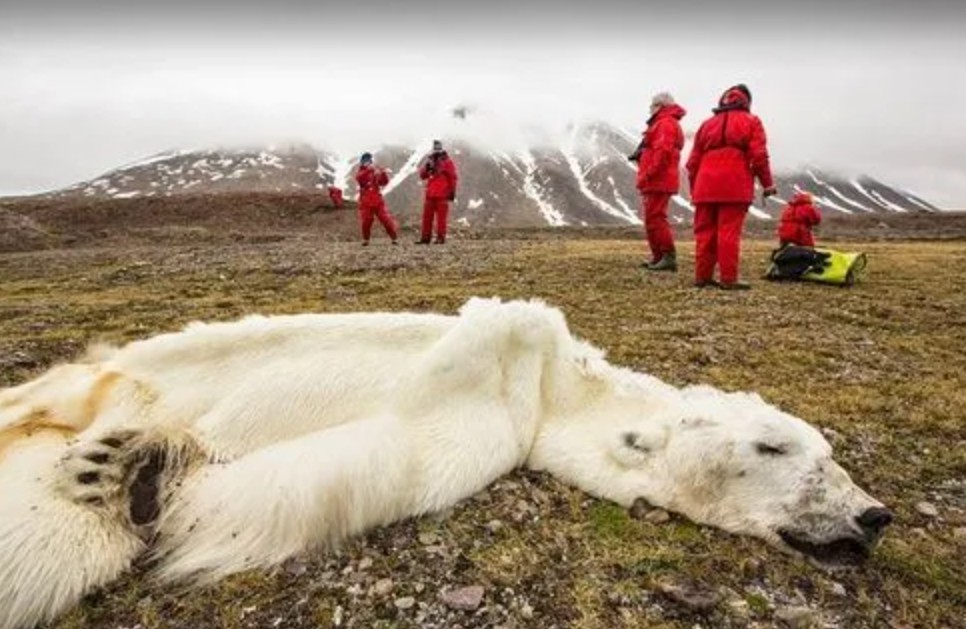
[{"xmin": 41, "ymin": 123, "xmax": 941, "ymax": 225}]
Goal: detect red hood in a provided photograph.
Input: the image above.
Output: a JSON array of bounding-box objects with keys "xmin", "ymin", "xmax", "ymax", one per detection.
[
  {"xmin": 790, "ymin": 192, "xmax": 813, "ymax": 205},
  {"xmin": 714, "ymin": 87, "xmax": 751, "ymax": 112}
]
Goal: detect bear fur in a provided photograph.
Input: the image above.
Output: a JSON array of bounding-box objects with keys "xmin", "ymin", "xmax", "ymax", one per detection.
[{"xmin": 0, "ymin": 297, "xmax": 889, "ymax": 629}]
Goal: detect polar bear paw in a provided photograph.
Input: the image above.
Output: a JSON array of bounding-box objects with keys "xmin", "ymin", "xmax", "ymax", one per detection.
[{"xmin": 55, "ymin": 429, "xmax": 168, "ymax": 529}]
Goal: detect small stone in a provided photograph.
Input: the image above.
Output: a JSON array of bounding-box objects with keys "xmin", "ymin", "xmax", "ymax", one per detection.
[
  {"xmin": 418, "ymin": 532, "xmax": 440, "ymax": 546},
  {"xmin": 775, "ymin": 605, "xmax": 818, "ymax": 628},
  {"xmin": 645, "ymin": 509, "xmax": 671, "ymax": 524},
  {"xmin": 284, "ymin": 559, "xmax": 308, "ymax": 577},
  {"xmin": 414, "ymin": 583, "xmax": 426, "ymax": 594},
  {"xmin": 520, "ymin": 602, "xmax": 534, "ymax": 619},
  {"xmin": 656, "ymin": 578, "xmax": 721, "ymax": 612},
  {"xmin": 372, "ymin": 578, "xmax": 394, "ymax": 597},
  {"xmin": 440, "ymin": 585, "xmax": 486, "ymax": 611},
  {"xmin": 357, "ymin": 557, "xmax": 373, "ymax": 571},
  {"xmin": 485, "ymin": 519, "xmax": 504, "ymax": 533},
  {"xmin": 394, "ymin": 596, "xmax": 416, "ymax": 610},
  {"xmin": 830, "ymin": 582, "xmax": 847, "ymax": 597},
  {"xmin": 629, "ymin": 497, "xmax": 652, "ymax": 520},
  {"xmin": 332, "ymin": 605, "xmax": 344, "ymax": 626},
  {"xmin": 952, "ymin": 527, "xmax": 966, "ymax": 541},
  {"xmin": 726, "ymin": 599, "xmax": 751, "ymax": 620},
  {"xmin": 915, "ymin": 501, "xmax": 939, "ymax": 518}
]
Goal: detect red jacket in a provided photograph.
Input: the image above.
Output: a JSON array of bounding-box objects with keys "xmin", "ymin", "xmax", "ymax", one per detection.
[
  {"xmin": 778, "ymin": 192, "xmax": 822, "ymax": 246},
  {"xmin": 686, "ymin": 88, "xmax": 775, "ymax": 204},
  {"xmin": 636, "ymin": 104, "xmax": 687, "ymax": 193},
  {"xmin": 355, "ymin": 165, "xmax": 390, "ymax": 206},
  {"xmin": 419, "ymin": 152, "xmax": 458, "ymax": 200}
]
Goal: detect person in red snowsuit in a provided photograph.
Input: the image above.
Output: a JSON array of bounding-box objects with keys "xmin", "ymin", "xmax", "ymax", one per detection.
[
  {"xmin": 686, "ymin": 84, "xmax": 777, "ymax": 289},
  {"xmin": 632, "ymin": 92, "xmax": 686, "ymax": 271},
  {"xmin": 328, "ymin": 186, "xmax": 344, "ymax": 209},
  {"xmin": 417, "ymin": 140, "xmax": 458, "ymax": 245},
  {"xmin": 355, "ymin": 152, "xmax": 398, "ymax": 246},
  {"xmin": 778, "ymin": 191, "xmax": 822, "ymax": 247}
]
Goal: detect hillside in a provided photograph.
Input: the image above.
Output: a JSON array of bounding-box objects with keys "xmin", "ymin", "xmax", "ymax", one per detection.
[{"xmin": 39, "ymin": 122, "xmax": 940, "ymax": 227}]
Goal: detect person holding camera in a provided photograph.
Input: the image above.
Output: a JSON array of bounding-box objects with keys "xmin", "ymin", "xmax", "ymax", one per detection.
[
  {"xmin": 685, "ymin": 84, "xmax": 777, "ymax": 290},
  {"xmin": 355, "ymin": 152, "xmax": 399, "ymax": 246},
  {"xmin": 417, "ymin": 140, "xmax": 459, "ymax": 245},
  {"xmin": 630, "ymin": 92, "xmax": 687, "ymax": 272}
]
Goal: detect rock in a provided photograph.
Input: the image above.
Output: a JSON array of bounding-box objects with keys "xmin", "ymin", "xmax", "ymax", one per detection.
[
  {"xmin": 520, "ymin": 602, "xmax": 535, "ymax": 619},
  {"xmin": 645, "ymin": 509, "xmax": 671, "ymax": 524},
  {"xmin": 485, "ymin": 519, "xmax": 504, "ymax": 533},
  {"xmin": 357, "ymin": 557, "xmax": 373, "ymax": 571},
  {"xmin": 775, "ymin": 605, "xmax": 818, "ymax": 628},
  {"xmin": 915, "ymin": 501, "xmax": 939, "ymax": 518},
  {"xmin": 440, "ymin": 585, "xmax": 486, "ymax": 611},
  {"xmin": 830, "ymin": 582, "xmax": 847, "ymax": 597},
  {"xmin": 284, "ymin": 559, "xmax": 308, "ymax": 577},
  {"xmin": 952, "ymin": 527, "xmax": 966, "ymax": 541},
  {"xmin": 726, "ymin": 599, "xmax": 751, "ymax": 620},
  {"xmin": 332, "ymin": 605, "xmax": 344, "ymax": 626},
  {"xmin": 629, "ymin": 497, "xmax": 653, "ymax": 520},
  {"xmin": 418, "ymin": 532, "xmax": 441, "ymax": 546},
  {"xmin": 394, "ymin": 596, "xmax": 416, "ymax": 610},
  {"xmin": 656, "ymin": 578, "xmax": 721, "ymax": 612},
  {"xmin": 372, "ymin": 578, "xmax": 394, "ymax": 597}
]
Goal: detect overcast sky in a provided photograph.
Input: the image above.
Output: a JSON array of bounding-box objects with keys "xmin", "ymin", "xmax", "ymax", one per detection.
[{"xmin": 2, "ymin": 0, "xmax": 964, "ymax": 207}]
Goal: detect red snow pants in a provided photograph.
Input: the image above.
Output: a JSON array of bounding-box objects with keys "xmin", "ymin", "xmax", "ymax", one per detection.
[
  {"xmin": 359, "ymin": 199, "xmax": 398, "ymax": 241},
  {"xmin": 694, "ymin": 203, "xmax": 748, "ymax": 284},
  {"xmin": 421, "ymin": 198, "xmax": 450, "ymax": 242},
  {"xmin": 641, "ymin": 192, "xmax": 676, "ymax": 260}
]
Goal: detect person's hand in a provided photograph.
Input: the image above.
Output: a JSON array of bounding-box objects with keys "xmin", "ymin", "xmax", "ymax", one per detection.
[{"xmin": 763, "ymin": 186, "xmax": 778, "ymax": 198}]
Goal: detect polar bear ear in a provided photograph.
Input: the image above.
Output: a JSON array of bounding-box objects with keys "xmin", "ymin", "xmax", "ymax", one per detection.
[{"xmin": 609, "ymin": 427, "xmax": 668, "ymax": 468}]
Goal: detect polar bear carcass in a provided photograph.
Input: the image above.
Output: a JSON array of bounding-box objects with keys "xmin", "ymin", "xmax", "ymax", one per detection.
[{"xmin": 0, "ymin": 297, "xmax": 891, "ymax": 628}]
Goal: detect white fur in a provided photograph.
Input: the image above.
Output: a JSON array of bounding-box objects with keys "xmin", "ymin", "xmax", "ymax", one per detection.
[{"xmin": 0, "ymin": 297, "xmax": 886, "ymax": 629}]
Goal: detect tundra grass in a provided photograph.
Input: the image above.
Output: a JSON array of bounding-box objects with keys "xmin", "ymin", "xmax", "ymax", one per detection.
[{"xmin": 0, "ymin": 237, "xmax": 963, "ymax": 628}]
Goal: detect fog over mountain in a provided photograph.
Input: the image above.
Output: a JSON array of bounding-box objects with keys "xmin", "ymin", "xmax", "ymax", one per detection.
[{"xmin": 1, "ymin": 0, "xmax": 964, "ymax": 207}]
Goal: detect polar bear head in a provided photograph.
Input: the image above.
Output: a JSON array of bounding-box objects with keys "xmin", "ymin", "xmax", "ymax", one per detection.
[
  {"xmin": 609, "ymin": 383, "xmax": 892, "ymax": 565},
  {"xmin": 531, "ymin": 367, "xmax": 892, "ymax": 566}
]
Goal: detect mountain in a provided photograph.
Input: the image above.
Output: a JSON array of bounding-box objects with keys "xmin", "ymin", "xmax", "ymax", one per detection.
[{"xmin": 45, "ymin": 124, "xmax": 940, "ymax": 226}]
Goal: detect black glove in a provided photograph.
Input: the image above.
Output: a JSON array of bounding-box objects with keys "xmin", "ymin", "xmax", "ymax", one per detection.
[{"xmin": 449, "ymin": 192, "xmax": 456, "ymax": 202}]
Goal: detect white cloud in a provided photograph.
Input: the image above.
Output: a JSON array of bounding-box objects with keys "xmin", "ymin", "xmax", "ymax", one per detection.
[{"xmin": 0, "ymin": 20, "xmax": 964, "ymax": 207}]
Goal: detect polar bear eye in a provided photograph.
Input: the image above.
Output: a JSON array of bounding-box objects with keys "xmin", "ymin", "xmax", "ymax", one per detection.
[{"xmin": 755, "ymin": 443, "xmax": 788, "ymax": 456}]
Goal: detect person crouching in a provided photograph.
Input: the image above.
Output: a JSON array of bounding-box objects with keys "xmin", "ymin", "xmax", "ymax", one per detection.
[
  {"xmin": 778, "ymin": 191, "xmax": 822, "ymax": 248},
  {"xmin": 355, "ymin": 152, "xmax": 398, "ymax": 246},
  {"xmin": 632, "ymin": 92, "xmax": 686, "ymax": 272}
]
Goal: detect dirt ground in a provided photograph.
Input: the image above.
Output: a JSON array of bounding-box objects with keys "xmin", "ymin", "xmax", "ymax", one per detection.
[{"xmin": 1, "ymin": 228, "xmax": 964, "ymax": 628}]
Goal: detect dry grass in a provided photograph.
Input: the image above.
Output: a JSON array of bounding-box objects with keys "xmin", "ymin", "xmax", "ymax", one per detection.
[{"xmin": 0, "ymin": 235, "xmax": 964, "ymax": 628}]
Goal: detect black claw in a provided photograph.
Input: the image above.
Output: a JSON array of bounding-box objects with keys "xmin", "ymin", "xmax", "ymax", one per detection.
[
  {"xmin": 99, "ymin": 437, "xmax": 124, "ymax": 448},
  {"xmin": 84, "ymin": 496, "xmax": 105, "ymax": 506},
  {"xmin": 77, "ymin": 471, "xmax": 100, "ymax": 485},
  {"xmin": 84, "ymin": 452, "xmax": 111, "ymax": 465}
]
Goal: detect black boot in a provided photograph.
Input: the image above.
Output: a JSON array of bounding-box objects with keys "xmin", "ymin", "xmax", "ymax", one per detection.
[{"xmin": 647, "ymin": 252, "xmax": 677, "ymax": 272}]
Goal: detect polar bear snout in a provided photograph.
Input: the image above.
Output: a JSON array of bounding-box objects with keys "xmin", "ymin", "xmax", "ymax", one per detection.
[{"xmin": 855, "ymin": 506, "xmax": 894, "ymax": 538}]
